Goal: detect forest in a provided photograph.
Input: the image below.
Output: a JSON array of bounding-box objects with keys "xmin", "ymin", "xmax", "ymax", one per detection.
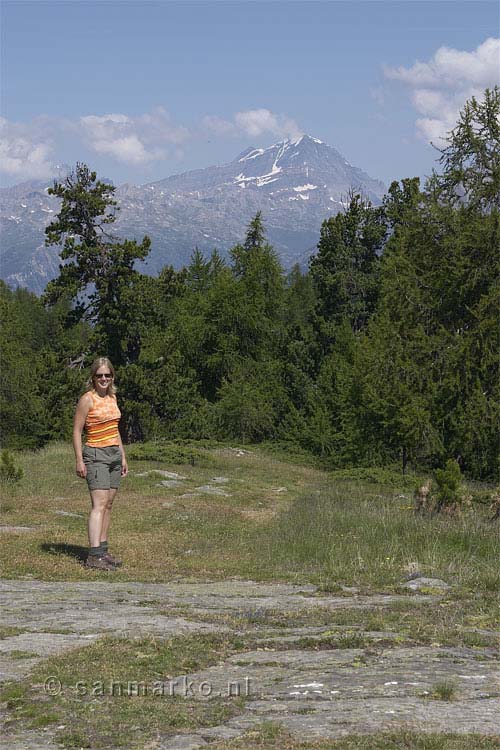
[{"xmin": 1, "ymin": 89, "xmax": 498, "ymax": 481}]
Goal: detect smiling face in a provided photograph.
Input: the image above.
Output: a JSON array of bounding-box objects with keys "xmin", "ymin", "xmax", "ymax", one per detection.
[
  {"xmin": 93, "ymin": 368, "xmax": 113, "ymax": 395},
  {"xmin": 89, "ymin": 357, "xmax": 116, "ymax": 396}
]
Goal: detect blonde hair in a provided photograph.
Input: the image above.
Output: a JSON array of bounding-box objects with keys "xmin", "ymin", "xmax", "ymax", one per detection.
[{"xmin": 85, "ymin": 357, "xmax": 117, "ymax": 396}]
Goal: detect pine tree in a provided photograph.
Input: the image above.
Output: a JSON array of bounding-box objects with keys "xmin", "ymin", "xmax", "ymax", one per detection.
[
  {"xmin": 43, "ymin": 163, "xmax": 151, "ymax": 365},
  {"xmin": 186, "ymin": 248, "xmax": 211, "ymax": 292},
  {"xmin": 231, "ymin": 212, "xmax": 286, "ymax": 323},
  {"xmin": 310, "ymin": 193, "xmax": 386, "ymax": 336}
]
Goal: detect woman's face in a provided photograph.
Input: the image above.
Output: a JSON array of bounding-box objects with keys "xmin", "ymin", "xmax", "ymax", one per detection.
[{"xmin": 93, "ymin": 367, "xmax": 113, "ymax": 394}]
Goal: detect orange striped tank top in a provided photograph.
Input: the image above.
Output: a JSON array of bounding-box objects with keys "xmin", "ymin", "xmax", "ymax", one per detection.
[{"xmin": 85, "ymin": 391, "xmax": 121, "ymax": 447}]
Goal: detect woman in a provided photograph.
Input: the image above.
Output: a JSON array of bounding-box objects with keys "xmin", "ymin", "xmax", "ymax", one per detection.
[{"xmin": 73, "ymin": 357, "xmax": 128, "ymax": 570}]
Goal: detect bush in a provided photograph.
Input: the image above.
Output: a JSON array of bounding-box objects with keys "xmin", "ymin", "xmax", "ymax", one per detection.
[
  {"xmin": 126, "ymin": 440, "xmax": 210, "ymax": 466},
  {"xmin": 0, "ymin": 450, "xmax": 24, "ymax": 482},
  {"xmin": 434, "ymin": 459, "xmax": 462, "ymax": 511},
  {"xmin": 330, "ymin": 465, "xmax": 419, "ymax": 488}
]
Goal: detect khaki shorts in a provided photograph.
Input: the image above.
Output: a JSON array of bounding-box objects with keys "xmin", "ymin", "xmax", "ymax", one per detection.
[{"xmin": 83, "ymin": 446, "xmax": 122, "ymax": 491}]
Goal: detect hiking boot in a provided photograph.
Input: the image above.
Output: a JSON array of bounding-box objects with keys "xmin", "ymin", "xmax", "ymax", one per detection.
[
  {"xmin": 85, "ymin": 555, "xmax": 116, "ymax": 571},
  {"xmin": 102, "ymin": 552, "xmax": 122, "ymax": 567}
]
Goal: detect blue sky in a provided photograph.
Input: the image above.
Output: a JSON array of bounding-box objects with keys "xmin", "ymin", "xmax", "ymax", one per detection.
[{"xmin": 1, "ymin": 0, "xmax": 498, "ymax": 188}]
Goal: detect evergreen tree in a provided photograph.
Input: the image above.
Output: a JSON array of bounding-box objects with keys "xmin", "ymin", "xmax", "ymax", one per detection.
[
  {"xmin": 230, "ymin": 212, "xmax": 285, "ymax": 323},
  {"xmin": 359, "ymin": 154, "xmax": 498, "ymax": 476},
  {"xmin": 310, "ymin": 193, "xmax": 386, "ymax": 336},
  {"xmin": 383, "ymin": 177, "xmax": 421, "ymax": 230},
  {"xmin": 0, "ymin": 283, "xmax": 48, "ymax": 448},
  {"xmin": 208, "ymin": 248, "xmax": 226, "ymax": 280},
  {"xmin": 186, "ymin": 248, "xmax": 211, "ymax": 292},
  {"xmin": 433, "ymin": 86, "xmax": 500, "ymax": 211},
  {"xmin": 214, "ymin": 359, "xmax": 288, "ymax": 442},
  {"xmin": 43, "ymin": 163, "xmax": 151, "ymax": 365}
]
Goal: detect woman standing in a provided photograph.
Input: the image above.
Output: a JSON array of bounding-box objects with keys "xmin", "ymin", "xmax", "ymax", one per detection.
[{"xmin": 73, "ymin": 357, "xmax": 128, "ymax": 570}]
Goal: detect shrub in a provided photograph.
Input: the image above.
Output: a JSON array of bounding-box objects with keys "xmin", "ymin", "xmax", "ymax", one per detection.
[
  {"xmin": 126, "ymin": 440, "xmax": 209, "ymax": 466},
  {"xmin": 330, "ymin": 465, "xmax": 419, "ymax": 488},
  {"xmin": 0, "ymin": 449, "xmax": 24, "ymax": 482},
  {"xmin": 429, "ymin": 680, "xmax": 457, "ymax": 701},
  {"xmin": 434, "ymin": 459, "xmax": 462, "ymax": 512}
]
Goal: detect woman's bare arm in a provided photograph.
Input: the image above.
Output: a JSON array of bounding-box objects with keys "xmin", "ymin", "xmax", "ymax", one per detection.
[
  {"xmin": 117, "ymin": 431, "xmax": 128, "ymax": 476},
  {"xmin": 73, "ymin": 393, "xmax": 92, "ymax": 478}
]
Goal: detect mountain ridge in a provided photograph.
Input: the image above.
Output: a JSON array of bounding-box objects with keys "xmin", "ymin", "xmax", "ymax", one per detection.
[{"xmin": 0, "ymin": 135, "xmax": 386, "ymax": 293}]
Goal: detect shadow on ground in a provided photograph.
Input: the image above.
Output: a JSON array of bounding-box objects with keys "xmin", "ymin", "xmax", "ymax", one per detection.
[{"xmin": 40, "ymin": 542, "xmax": 87, "ymax": 562}]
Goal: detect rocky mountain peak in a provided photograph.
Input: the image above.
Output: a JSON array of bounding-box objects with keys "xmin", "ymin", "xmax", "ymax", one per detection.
[{"xmin": 1, "ymin": 135, "xmax": 386, "ymax": 293}]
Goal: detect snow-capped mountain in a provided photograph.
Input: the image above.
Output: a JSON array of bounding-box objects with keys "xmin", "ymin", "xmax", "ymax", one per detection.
[{"xmin": 0, "ymin": 136, "xmax": 386, "ymax": 293}]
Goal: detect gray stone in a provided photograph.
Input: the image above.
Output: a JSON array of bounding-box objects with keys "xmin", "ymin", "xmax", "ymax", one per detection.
[
  {"xmin": 0, "ymin": 632, "xmax": 99, "ymax": 681},
  {"xmin": 0, "ymin": 726, "xmax": 61, "ymax": 749},
  {"xmin": 158, "ymin": 480, "xmax": 184, "ymax": 488},
  {"xmin": 403, "ymin": 577, "xmax": 451, "ymax": 591},
  {"xmin": 1, "ymin": 578, "xmax": 497, "ymax": 747},
  {"xmin": 195, "ymin": 486, "xmax": 231, "ymax": 496},
  {"xmin": 153, "ymin": 470, "xmax": 187, "ymax": 480},
  {"xmin": 211, "ymin": 476, "xmax": 230, "ymax": 483},
  {"xmin": 198, "ymin": 725, "xmax": 243, "ymax": 740},
  {"xmin": 158, "ymin": 735, "xmax": 208, "ymax": 749},
  {"xmin": 405, "ymin": 571, "xmax": 423, "ymax": 581},
  {"xmin": 54, "ymin": 510, "xmax": 84, "ymax": 518}
]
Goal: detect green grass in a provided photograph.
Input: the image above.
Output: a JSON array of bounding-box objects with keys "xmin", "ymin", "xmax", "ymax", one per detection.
[
  {"xmin": 7, "ymin": 650, "xmax": 39, "ymax": 659},
  {"xmin": 428, "ymin": 681, "xmax": 458, "ymax": 701},
  {"xmin": 0, "ymin": 626, "xmax": 26, "ymax": 639},
  {"xmin": 0, "ymin": 442, "xmax": 497, "ymax": 595},
  {"xmin": 260, "ymin": 484, "xmax": 499, "ymax": 591},
  {"xmin": 0, "ymin": 442, "xmax": 498, "ymax": 647}
]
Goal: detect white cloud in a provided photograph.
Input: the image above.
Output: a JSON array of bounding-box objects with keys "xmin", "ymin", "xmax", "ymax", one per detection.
[
  {"xmin": 92, "ymin": 134, "xmax": 155, "ymax": 165},
  {"xmin": 80, "ymin": 108, "xmax": 188, "ymax": 164},
  {"xmin": 204, "ymin": 108, "xmax": 303, "ymax": 141},
  {"xmin": 384, "ymin": 37, "xmax": 500, "ymax": 145},
  {"xmin": 235, "ymin": 109, "xmax": 302, "ymax": 140},
  {"xmin": 0, "ymin": 108, "xmax": 190, "ymax": 180},
  {"xmin": 0, "ymin": 117, "xmax": 54, "ymax": 179},
  {"xmin": 201, "ymin": 115, "xmax": 237, "ymax": 136}
]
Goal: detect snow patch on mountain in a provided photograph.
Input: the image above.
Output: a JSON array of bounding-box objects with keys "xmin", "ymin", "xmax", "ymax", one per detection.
[
  {"xmin": 293, "ymin": 184, "xmax": 318, "ymax": 192},
  {"xmin": 234, "ymin": 165, "xmax": 282, "ymax": 188},
  {"xmin": 239, "ymin": 148, "xmax": 265, "ymax": 162}
]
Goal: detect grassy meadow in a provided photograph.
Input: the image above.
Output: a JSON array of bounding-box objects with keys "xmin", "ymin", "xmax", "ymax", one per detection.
[
  {"xmin": 0, "ymin": 441, "xmax": 498, "ymax": 594},
  {"xmin": 0, "ymin": 441, "xmax": 498, "ymax": 592}
]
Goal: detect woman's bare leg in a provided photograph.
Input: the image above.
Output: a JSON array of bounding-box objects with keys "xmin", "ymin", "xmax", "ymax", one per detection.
[
  {"xmin": 88, "ymin": 489, "xmax": 111, "ymax": 548},
  {"xmin": 100, "ymin": 488, "xmax": 117, "ymax": 543}
]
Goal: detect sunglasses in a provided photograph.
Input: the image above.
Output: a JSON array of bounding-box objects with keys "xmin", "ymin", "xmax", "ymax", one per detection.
[{"xmin": 94, "ymin": 373, "xmax": 113, "ymax": 379}]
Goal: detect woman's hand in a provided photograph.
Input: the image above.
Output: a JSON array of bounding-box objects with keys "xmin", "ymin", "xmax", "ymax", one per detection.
[
  {"xmin": 76, "ymin": 459, "xmax": 87, "ymax": 479},
  {"xmin": 121, "ymin": 459, "xmax": 128, "ymax": 477}
]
